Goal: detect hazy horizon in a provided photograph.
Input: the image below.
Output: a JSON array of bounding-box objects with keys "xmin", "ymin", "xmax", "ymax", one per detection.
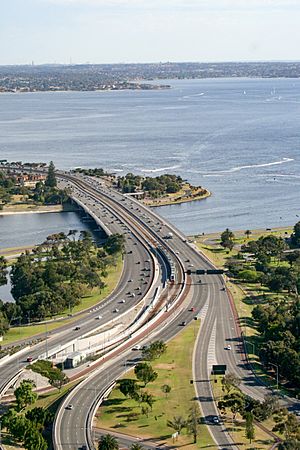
[{"xmin": 1, "ymin": 0, "xmax": 300, "ymax": 65}]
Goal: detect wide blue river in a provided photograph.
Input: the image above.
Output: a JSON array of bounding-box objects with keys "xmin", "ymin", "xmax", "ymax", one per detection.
[{"xmin": 0, "ymin": 78, "xmax": 299, "ymax": 234}]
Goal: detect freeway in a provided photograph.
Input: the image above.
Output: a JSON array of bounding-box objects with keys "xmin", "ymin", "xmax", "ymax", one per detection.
[
  {"xmin": 53, "ymin": 173, "xmax": 282, "ymax": 450},
  {"xmin": 2, "ymin": 169, "xmax": 297, "ymax": 449},
  {"xmin": 0, "ymin": 175, "xmax": 173, "ymax": 400}
]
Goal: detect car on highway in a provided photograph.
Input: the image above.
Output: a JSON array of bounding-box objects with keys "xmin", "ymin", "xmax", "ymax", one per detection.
[
  {"xmin": 96, "ymin": 315, "xmax": 102, "ymax": 320},
  {"xmin": 128, "ymin": 279, "xmax": 133, "ymax": 282},
  {"xmin": 132, "ymin": 345, "xmax": 141, "ymax": 350},
  {"xmin": 189, "ymin": 307, "xmax": 195, "ymax": 312},
  {"xmin": 26, "ymin": 356, "xmax": 33, "ymax": 363},
  {"xmin": 120, "ymin": 299, "xmax": 126, "ymax": 303},
  {"xmin": 74, "ymin": 326, "xmax": 81, "ymax": 331},
  {"xmin": 225, "ymin": 344, "xmax": 232, "ymax": 350},
  {"xmin": 66, "ymin": 404, "xmax": 74, "ymax": 410},
  {"xmin": 113, "ymin": 308, "xmax": 119, "ymax": 313},
  {"xmin": 180, "ymin": 321, "xmax": 186, "ymax": 326}
]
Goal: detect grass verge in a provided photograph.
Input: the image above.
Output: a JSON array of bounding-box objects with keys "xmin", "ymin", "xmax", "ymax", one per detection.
[{"xmin": 96, "ymin": 321, "xmax": 217, "ymax": 449}]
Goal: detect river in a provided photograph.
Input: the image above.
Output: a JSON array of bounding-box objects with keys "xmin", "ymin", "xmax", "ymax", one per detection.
[{"xmin": 0, "ymin": 78, "xmax": 299, "ymax": 234}]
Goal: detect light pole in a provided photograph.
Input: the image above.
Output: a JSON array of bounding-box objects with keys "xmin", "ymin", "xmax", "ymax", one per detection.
[
  {"xmin": 45, "ymin": 323, "xmax": 49, "ymax": 359},
  {"xmin": 269, "ymin": 362, "xmax": 279, "ymax": 391}
]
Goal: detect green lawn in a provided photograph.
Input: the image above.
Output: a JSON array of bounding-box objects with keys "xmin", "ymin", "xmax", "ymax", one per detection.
[
  {"xmin": 2, "ymin": 255, "xmax": 123, "ymax": 345},
  {"xmin": 96, "ymin": 322, "xmax": 217, "ymax": 449}
]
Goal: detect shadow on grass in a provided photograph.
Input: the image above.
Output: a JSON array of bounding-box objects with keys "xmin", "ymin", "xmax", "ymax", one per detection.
[
  {"xmin": 103, "ymin": 398, "xmax": 125, "ymax": 407},
  {"xmin": 243, "ymin": 293, "xmax": 269, "ymax": 306}
]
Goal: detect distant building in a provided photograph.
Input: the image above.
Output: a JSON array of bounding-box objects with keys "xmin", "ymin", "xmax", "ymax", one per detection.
[{"xmin": 15, "ymin": 173, "xmax": 46, "ymax": 188}]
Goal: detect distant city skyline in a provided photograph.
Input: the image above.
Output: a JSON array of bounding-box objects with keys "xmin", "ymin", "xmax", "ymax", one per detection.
[{"xmin": 1, "ymin": 0, "xmax": 300, "ymax": 65}]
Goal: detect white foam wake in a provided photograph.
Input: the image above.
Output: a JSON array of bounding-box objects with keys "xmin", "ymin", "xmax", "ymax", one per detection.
[
  {"xmin": 139, "ymin": 165, "xmax": 181, "ymax": 173},
  {"xmin": 199, "ymin": 157, "xmax": 294, "ymax": 175}
]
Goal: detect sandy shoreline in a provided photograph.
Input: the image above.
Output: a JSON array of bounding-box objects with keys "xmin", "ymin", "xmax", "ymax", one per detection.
[{"xmin": 0, "ymin": 205, "xmax": 64, "ymax": 216}]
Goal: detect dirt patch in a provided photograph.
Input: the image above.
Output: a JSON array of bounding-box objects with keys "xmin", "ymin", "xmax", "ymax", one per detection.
[{"xmin": 155, "ymin": 363, "xmax": 176, "ymax": 370}]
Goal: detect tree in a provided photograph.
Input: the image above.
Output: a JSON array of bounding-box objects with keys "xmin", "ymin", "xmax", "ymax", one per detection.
[
  {"xmin": 142, "ymin": 340, "xmax": 167, "ymax": 361},
  {"xmin": 49, "ymin": 368, "xmax": 68, "ymax": 391},
  {"xmin": 118, "ymin": 379, "xmax": 139, "ymax": 398},
  {"xmin": 26, "ymin": 407, "xmax": 53, "ymax": 429},
  {"xmin": 24, "ymin": 426, "xmax": 47, "ymax": 450},
  {"xmin": 14, "ymin": 380, "xmax": 38, "ymax": 411},
  {"xmin": 273, "ymin": 410, "xmax": 300, "ymax": 442},
  {"xmin": 0, "ymin": 255, "xmax": 7, "ymax": 286},
  {"xmin": 141, "ymin": 405, "xmax": 150, "ymax": 418},
  {"xmin": 134, "ymin": 363, "xmax": 158, "ymax": 387},
  {"xmin": 290, "ymin": 221, "xmax": 300, "ymax": 248},
  {"xmin": 140, "ymin": 391, "xmax": 155, "ymax": 410},
  {"xmin": 187, "ymin": 404, "xmax": 201, "ymax": 443},
  {"xmin": 167, "ymin": 416, "xmax": 186, "ymax": 434},
  {"xmin": 130, "ymin": 443, "xmax": 144, "ymax": 450},
  {"xmin": 221, "ymin": 373, "xmax": 241, "ymax": 393},
  {"xmin": 45, "ymin": 161, "xmax": 57, "ymax": 188},
  {"xmin": 98, "ymin": 434, "xmax": 119, "ymax": 450},
  {"xmin": 161, "ymin": 384, "xmax": 171, "ymax": 398},
  {"xmin": 218, "ymin": 391, "xmax": 245, "ymax": 419},
  {"xmin": 245, "ymin": 412, "xmax": 255, "ymax": 444},
  {"xmin": 104, "ymin": 234, "xmax": 125, "ymax": 255},
  {"xmin": 221, "ymin": 228, "xmax": 235, "ymax": 251}
]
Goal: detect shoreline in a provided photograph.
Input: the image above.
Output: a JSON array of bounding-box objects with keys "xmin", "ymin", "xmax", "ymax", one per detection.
[
  {"xmin": 149, "ymin": 189, "xmax": 211, "ymax": 207},
  {"xmin": 141, "ymin": 184, "xmax": 211, "ymax": 208},
  {"xmin": 0, "ymin": 203, "xmax": 77, "ymax": 216}
]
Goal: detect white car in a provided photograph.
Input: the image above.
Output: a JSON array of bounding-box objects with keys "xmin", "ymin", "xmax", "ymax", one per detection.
[
  {"xmin": 120, "ymin": 299, "xmax": 125, "ymax": 303},
  {"xmin": 113, "ymin": 308, "xmax": 119, "ymax": 313},
  {"xmin": 96, "ymin": 315, "xmax": 102, "ymax": 320},
  {"xmin": 132, "ymin": 345, "xmax": 141, "ymax": 351},
  {"xmin": 226, "ymin": 344, "xmax": 232, "ymax": 350}
]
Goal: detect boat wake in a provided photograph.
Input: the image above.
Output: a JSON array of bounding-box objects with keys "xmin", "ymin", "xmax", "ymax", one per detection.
[
  {"xmin": 193, "ymin": 157, "xmax": 294, "ymax": 175},
  {"xmin": 139, "ymin": 165, "xmax": 181, "ymax": 173}
]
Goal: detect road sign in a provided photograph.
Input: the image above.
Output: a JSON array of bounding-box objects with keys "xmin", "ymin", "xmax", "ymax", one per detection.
[
  {"xmin": 196, "ymin": 269, "xmax": 205, "ymax": 274},
  {"xmin": 212, "ymin": 364, "xmax": 227, "ymax": 375},
  {"xmin": 206, "ymin": 269, "xmax": 224, "ymax": 275}
]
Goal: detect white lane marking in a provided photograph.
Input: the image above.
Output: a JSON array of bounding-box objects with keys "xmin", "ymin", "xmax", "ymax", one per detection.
[
  {"xmin": 198, "ymin": 295, "xmax": 209, "ymax": 321},
  {"xmin": 207, "ymin": 318, "xmax": 217, "ymax": 375}
]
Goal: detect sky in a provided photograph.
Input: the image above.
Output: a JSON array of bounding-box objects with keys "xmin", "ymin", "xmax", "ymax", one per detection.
[{"xmin": 1, "ymin": 0, "xmax": 300, "ymax": 65}]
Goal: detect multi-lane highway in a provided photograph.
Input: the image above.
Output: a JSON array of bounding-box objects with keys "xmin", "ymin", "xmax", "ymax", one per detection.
[
  {"xmin": 52, "ymin": 172, "xmax": 282, "ymax": 450},
  {"xmin": 1, "ymin": 168, "xmax": 296, "ymax": 450}
]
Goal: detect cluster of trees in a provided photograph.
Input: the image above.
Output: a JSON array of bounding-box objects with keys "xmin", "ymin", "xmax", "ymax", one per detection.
[
  {"xmin": 223, "ymin": 221, "xmax": 300, "ymax": 387},
  {"xmin": 0, "ymin": 170, "xmax": 16, "ymax": 207},
  {"xmin": 0, "ymin": 231, "xmax": 124, "ymax": 330},
  {"xmin": 31, "ymin": 161, "xmax": 70, "ymax": 205},
  {"xmin": 2, "ymin": 380, "xmax": 51, "ymax": 449},
  {"xmin": 116, "ymin": 173, "xmax": 184, "ymax": 196},
  {"xmin": 73, "ymin": 167, "xmax": 108, "ymax": 177},
  {"xmin": 116, "ymin": 341, "xmax": 167, "ymax": 420},
  {"xmin": 0, "ymin": 161, "xmax": 70, "ymax": 208},
  {"xmin": 217, "ymin": 373, "xmax": 300, "ymax": 447}
]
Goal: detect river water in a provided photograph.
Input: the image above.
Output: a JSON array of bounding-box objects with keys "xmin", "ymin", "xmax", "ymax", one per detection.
[{"xmin": 0, "ymin": 78, "xmax": 299, "ymax": 235}]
